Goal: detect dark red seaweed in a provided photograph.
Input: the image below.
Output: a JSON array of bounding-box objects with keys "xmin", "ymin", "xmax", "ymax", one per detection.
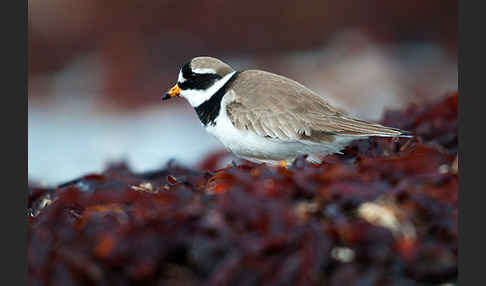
[{"xmin": 28, "ymin": 93, "xmax": 458, "ymax": 286}]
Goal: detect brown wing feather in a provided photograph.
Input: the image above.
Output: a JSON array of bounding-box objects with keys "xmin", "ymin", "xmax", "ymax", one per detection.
[{"xmin": 225, "ymin": 70, "xmax": 406, "ymax": 142}]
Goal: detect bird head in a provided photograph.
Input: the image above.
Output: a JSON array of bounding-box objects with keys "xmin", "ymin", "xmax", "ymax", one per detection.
[{"xmin": 163, "ymin": 57, "xmax": 235, "ymax": 107}]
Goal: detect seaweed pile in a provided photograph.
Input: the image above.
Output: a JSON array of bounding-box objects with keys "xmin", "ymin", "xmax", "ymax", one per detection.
[{"xmin": 28, "ymin": 92, "xmax": 458, "ymax": 285}]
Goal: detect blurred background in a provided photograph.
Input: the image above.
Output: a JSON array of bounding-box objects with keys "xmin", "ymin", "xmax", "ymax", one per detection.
[{"xmin": 28, "ymin": 0, "xmax": 458, "ymax": 186}]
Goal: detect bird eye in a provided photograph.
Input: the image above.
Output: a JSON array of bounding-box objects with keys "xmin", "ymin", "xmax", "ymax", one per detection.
[{"xmin": 179, "ymin": 73, "xmax": 221, "ymax": 90}]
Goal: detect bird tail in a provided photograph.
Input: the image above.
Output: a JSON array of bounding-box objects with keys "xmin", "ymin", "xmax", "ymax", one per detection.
[{"xmin": 335, "ymin": 117, "xmax": 413, "ymax": 138}]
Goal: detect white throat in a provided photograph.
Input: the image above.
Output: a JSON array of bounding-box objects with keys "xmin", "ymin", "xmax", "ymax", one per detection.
[{"xmin": 180, "ymin": 71, "xmax": 237, "ymax": 107}]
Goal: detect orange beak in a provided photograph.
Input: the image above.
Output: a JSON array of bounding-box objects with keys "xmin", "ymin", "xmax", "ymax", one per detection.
[{"xmin": 162, "ymin": 84, "xmax": 181, "ymax": 100}]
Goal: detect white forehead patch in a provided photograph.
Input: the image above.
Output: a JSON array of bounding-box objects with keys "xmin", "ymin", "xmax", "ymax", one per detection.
[
  {"xmin": 178, "ymin": 71, "xmax": 186, "ymax": 83},
  {"xmin": 180, "ymin": 71, "xmax": 236, "ymax": 107}
]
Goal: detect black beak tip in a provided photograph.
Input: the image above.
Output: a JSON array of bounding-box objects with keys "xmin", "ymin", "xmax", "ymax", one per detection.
[{"xmin": 161, "ymin": 93, "xmax": 171, "ymax": 100}]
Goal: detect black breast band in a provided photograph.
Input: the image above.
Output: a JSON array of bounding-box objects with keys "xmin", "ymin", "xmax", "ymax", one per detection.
[{"xmin": 195, "ymin": 72, "xmax": 240, "ymax": 126}]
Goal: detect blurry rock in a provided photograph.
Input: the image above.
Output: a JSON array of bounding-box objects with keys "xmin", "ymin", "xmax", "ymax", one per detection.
[{"xmin": 29, "ymin": 0, "xmax": 457, "ymax": 108}]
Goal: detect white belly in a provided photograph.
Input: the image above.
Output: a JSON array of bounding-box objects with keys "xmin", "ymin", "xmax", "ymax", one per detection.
[{"xmin": 205, "ymin": 105, "xmax": 357, "ymax": 165}]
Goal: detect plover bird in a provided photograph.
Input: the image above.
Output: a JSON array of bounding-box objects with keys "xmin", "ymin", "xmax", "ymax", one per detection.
[{"xmin": 163, "ymin": 56, "xmax": 410, "ymax": 166}]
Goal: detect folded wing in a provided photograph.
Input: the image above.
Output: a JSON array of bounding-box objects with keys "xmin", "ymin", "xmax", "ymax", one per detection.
[{"xmin": 226, "ymin": 70, "xmax": 408, "ymax": 142}]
